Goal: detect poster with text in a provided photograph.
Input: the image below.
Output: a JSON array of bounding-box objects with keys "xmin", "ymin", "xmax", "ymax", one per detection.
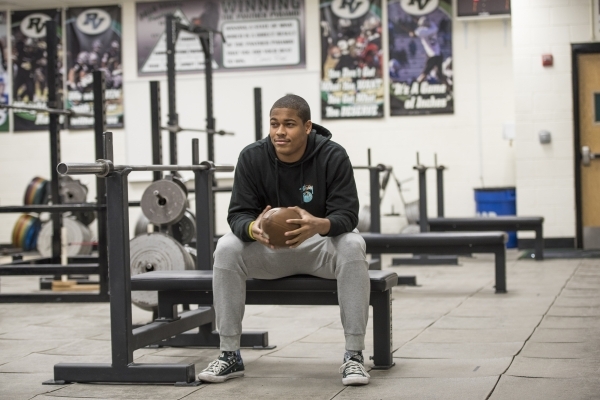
[
  {"xmin": 0, "ymin": 12, "xmax": 9, "ymax": 132},
  {"xmin": 12, "ymin": 9, "xmax": 63, "ymax": 131},
  {"xmin": 388, "ymin": 0, "xmax": 453, "ymax": 116},
  {"xmin": 136, "ymin": 0, "xmax": 306, "ymax": 75},
  {"xmin": 320, "ymin": 0, "xmax": 383, "ymax": 119},
  {"xmin": 66, "ymin": 6, "xmax": 123, "ymax": 129}
]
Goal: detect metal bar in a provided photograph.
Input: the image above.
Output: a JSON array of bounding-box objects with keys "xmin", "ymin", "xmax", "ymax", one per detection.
[
  {"xmin": 0, "ymin": 103, "xmax": 93, "ymax": 117},
  {"xmin": 150, "ymin": 81, "xmax": 163, "ymax": 182},
  {"xmin": 53, "ymin": 363, "xmax": 195, "ymax": 384},
  {"xmin": 0, "ymin": 204, "xmax": 104, "ymax": 213},
  {"xmin": 436, "ymin": 166, "xmax": 445, "ymax": 217},
  {"xmin": 132, "ymin": 307, "xmax": 215, "ymax": 349},
  {"xmin": 0, "ymin": 293, "xmax": 109, "ymax": 303},
  {"xmin": 92, "ymin": 70, "xmax": 109, "ymax": 300},
  {"xmin": 0, "ymin": 264, "xmax": 101, "ymax": 275},
  {"xmin": 202, "ymin": 32, "xmax": 215, "ymax": 162},
  {"xmin": 534, "ymin": 226, "xmax": 544, "ymax": 261},
  {"xmin": 494, "ymin": 247, "xmax": 507, "ymax": 293},
  {"xmin": 254, "ymin": 87, "xmax": 262, "ymax": 141},
  {"xmin": 371, "ymin": 291, "xmax": 394, "ymax": 369},
  {"xmin": 104, "ymin": 132, "xmax": 114, "ymax": 162},
  {"xmin": 195, "ymin": 160, "xmax": 215, "ymax": 270},
  {"xmin": 192, "ymin": 138, "xmax": 200, "ymax": 166},
  {"xmin": 166, "ymin": 14, "xmax": 178, "ymax": 166},
  {"xmin": 416, "ymin": 166, "xmax": 429, "ymax": 232},
  {"xmin": 369, "ymin": 167, "xmax": 381, "ymax": 269},
  {"xmin": 106, "ymin": 170, "xmax": 135, "ymax": 366},
  {"xmin": 46, "ymin": 19, "xmax": 62, "ymax": 266},
  {"xmin": 58, "ymin": 161, "xmax": 234, "ymax": 175}
]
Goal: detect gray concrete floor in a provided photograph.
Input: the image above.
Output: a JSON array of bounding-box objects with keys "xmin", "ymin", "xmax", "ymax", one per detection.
[{"xmin": 1, "ymin": 251, "xmax": 599, "ymax": 399}]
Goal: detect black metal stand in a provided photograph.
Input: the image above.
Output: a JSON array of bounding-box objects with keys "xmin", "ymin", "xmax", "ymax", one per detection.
[
  {"xmin": 392, "ymin": 155, "xmax": 459, "ymax": 266},
  {"xmin": 254, "ymin": 87, "xmax": 263, "ymax": 141},
  {"xmin": 0, "ymin": 21, "xmax": 109, "ymax": 302},
  {"xmin": 47, "ymin": 136, "xmax": 269, "ymax": 385}
]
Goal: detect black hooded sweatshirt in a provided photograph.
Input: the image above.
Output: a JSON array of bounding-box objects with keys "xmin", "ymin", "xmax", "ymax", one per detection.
[{"xmin": 228, "ymin": 123, "xmax": 359, "ymax": 242}]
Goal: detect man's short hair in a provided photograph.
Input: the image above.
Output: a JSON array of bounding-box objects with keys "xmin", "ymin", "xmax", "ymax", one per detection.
[{"xmin": 270, "ymin": 94, "xmax": 311, "ymax": 123}]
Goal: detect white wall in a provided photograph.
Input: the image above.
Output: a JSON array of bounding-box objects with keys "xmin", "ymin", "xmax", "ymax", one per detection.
[
  {"xmin": 512, "ymin": 0, "xmax": 594, "ymax": 238},
  {"xmin": 0, "ymin": 0, "xmax": 516, "ymax": 243}
]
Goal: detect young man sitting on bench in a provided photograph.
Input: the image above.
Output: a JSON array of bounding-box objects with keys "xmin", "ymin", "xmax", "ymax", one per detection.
[{"xmin": 197, "ymin": 95, "xmax": 371, "ymax": 386}]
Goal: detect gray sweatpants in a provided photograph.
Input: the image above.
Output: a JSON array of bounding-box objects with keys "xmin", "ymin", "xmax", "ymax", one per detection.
[{"xmin": 213, "ymin": 231, "xmax": 370, "ymax": 352}]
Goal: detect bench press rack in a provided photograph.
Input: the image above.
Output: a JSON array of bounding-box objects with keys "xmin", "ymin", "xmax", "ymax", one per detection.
[{"xmin": 46, "ymin": 132, "xmax": 399, "ymax": 385}]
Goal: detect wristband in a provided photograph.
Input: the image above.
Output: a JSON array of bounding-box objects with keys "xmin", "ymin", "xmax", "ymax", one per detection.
[{"xmin": 248, "ymin": 221, "xmax": 256, "ymax": 240}]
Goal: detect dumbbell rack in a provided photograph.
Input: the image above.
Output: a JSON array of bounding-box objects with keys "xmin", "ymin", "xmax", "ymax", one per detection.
[{"xmin": 0, "ymin": 20, "xmax": 109, "ymax": 302}]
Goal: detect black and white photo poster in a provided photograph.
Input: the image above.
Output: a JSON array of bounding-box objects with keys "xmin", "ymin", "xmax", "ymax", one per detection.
[
  {"xmin": 388, "ymin": 0, "xmax": 453, "ymax": 116},
  {"xmin": 136, "ymin": 0, "xmax": 306, "ymax": 75},
  {"xmin": 66, "ymin": 5, "xmax": 123, "ymax": 129},
  {"xmin": 320, "ymin": 0, "xmax": 384, "ymax": 119},
  {"xmin": 12, "ymin": 9, "xmax": 62, "ymax": 131}
]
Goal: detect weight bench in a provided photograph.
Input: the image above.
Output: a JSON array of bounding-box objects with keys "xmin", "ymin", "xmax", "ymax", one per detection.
[
  {"xmin": 130, "ymin": 269, "xmax": 398, "ymax": 370},
  {"xmin": 361, "ymin": 232, "xmax": 508, "ymax": 293},
  {"xmin": 428, "ymin": 216, "xmax": 544, "ymax": 260}
]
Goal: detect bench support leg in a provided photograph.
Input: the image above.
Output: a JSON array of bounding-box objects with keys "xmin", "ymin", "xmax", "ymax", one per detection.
[
  {"xmin": 495, "ymin": 248, "xmax": 507, "ymax": 294},
  {"xmin": 370, "ymin": 290, "xmax": 395, "ymax": 369},
  {"xmin": 534, "ymin": 227, "xmax": 544, "ymax": 261}
]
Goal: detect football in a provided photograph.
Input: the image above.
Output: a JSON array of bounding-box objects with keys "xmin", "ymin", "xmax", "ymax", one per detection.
[{"xmin": 261, "ymin": 207, "xmax": 301, "ymax": 247}]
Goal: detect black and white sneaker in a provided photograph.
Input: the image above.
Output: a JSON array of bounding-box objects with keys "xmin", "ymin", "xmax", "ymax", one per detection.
[
  {"xmin": 340, "ymin": 353, "xmax": 370, "ymax": 386},
  {"xmin": 197, "ymin": 350, "xmax": 245, "ymax": 383}
]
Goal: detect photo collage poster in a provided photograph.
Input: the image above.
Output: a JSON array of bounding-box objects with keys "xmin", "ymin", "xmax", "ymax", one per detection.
[
  {"xmin": 136, "ymin": 0, "xmax": 306, "ymax": 75},
  {"xmin": 388, "ymin": 0, "xmax": 453, "ymax": 116},
  {"xmin": 12, "ymin": 9, "xmax": 62, "ymax": 131},
  {"xmin": 66, "ymin": 6, "xmax": 123, "ymax": 129},
  {"xmin": 320, "ymin": 0, "xmax": 384, "ymax": 119}
]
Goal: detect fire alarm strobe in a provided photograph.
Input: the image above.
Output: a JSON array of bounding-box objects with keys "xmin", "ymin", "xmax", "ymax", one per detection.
[{"xmin": 542, "ymin": 54, "xmax": 553, "ymax": 67}]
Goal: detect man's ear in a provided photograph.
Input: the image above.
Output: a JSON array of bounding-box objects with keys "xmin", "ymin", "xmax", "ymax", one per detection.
[{"xmin": 305, "ymin": 120, "xmax": 312, "ymax": 135}]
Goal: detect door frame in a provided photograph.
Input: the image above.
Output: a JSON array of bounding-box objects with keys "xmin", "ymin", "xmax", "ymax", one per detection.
[{"xmin": 572, "ymin": 43, "xmax": 600, "ymax": 248}]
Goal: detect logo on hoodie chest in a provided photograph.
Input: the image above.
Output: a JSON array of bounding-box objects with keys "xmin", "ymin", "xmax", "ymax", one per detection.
[{"xmin": 300, "ymin": 184, "xmax": 314, "ymax": 203}]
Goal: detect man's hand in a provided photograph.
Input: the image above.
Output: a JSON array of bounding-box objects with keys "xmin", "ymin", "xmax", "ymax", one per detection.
[
  {"xmin": 252, "ymin": 206, "xmax": 275, "ymax": 249},
  {"xmin": 284, "ymin": 206, "xmax": 331, "ymax": 249}
]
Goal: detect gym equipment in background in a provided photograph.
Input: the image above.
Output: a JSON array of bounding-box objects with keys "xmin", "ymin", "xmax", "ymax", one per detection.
[{"xmin": 0, "ymin": 20, "xmax": 110, "ymax": 303}]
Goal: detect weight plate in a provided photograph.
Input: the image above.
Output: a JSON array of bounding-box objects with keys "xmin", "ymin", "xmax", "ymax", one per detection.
[
  {"xmin": 24, "ymin": 217, "xmax": 41, "ymax": 251},
  {"xmin": 134, "ymin": 212, "xmax": 151, "ymax": 237},
  {"xmin": 404, "ymin": 200, "xmax": 420, "ymax": 225},
  {"xmin": 129, "ymin": 233, "xmax": 195, "ymax": 310},
  {"xmin": 172, "ymin": 210, "xmax": 196, "ymax": 245},
  {"xmin": 60, "ymin": 178, "xmax": 88, "ymax": 203},
  {"xmin": 24, "ymin": 177, "xmax": 49, "ymax": 205},
  {"xmin": 73, "ymin": 211, "xmax": 96, "ymax": 226},
  {"xmin": 140, "ymin": 179, "xmax": 187, "ymax": 226},
  {"xmin": 11, "ymin": 214, "xmax": 29, "ymax": 249},
  {"xmin": 37, "ymin": 217, "xmax": 93, "ymax": 257}
]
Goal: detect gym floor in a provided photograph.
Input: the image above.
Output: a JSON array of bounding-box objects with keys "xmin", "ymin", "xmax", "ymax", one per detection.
[{"xmin": 1, "ymin": 251, "xmax": 599, "ymax": 400}]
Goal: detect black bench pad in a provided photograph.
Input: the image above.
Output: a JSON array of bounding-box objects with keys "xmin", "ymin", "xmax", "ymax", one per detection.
[
  {"xmin": 131, "ymin": 270, "xmax": 398, "ymax": 293},
  {"xmin": 429, "ymin": 217, "xmax": 543, "ymax": 230},
  {"xmin": 362, "ymin": 232, "xmax": 507, "ymax": 249}
]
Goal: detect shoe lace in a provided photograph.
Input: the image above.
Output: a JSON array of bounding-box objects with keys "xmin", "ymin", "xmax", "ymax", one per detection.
[
  {"xmin": 203, "ymin": 359, "xmax": 229, "ymax": 375},
  {"xmin": 339, "ymin": 360, "xmax": 370, "ymax": 377}
]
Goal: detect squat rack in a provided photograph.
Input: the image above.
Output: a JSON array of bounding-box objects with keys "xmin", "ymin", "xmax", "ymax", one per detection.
[{"xmin": 0, "ymin": 21, "xmax": 109, "ymax": 302}]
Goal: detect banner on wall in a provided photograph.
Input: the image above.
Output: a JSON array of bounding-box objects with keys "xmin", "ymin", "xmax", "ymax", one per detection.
[
  {"xmin": 66, "ymin": 6, "xmax": 123, "ymax": 129},
  {"xmin": 0, "ymin": 12, "xmax": 8, "ymax": 132},
  {"xmin": 388, "ymin": 0, "xmax": 453, "ymax": 116},
  {"xmin": 319, "ymin": 0, "xmax": 384, "ymax": 119},
  {"xmin": 12, "ymin": 9, "xmax": 63, "ymax": 131},
  {"xmin": 136, "ymin": 0, "xmax": 306, "ymax": 75}
]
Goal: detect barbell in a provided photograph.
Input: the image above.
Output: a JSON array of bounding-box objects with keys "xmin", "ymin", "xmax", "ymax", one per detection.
[{"xmin": 0, "ymin": 103, "xmax": 94, "ymax": 118}]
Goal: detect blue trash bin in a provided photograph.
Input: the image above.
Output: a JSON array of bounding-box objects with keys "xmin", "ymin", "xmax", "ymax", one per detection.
[{"xmin": 474, "ymin": 187, "xmax": 517, "ymax": 248}]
